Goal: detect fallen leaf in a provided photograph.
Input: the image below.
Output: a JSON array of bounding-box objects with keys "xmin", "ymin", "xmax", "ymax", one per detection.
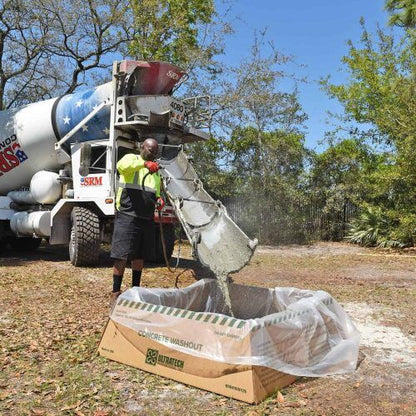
[
  {"xmin": 94, "ymin": 411, "xmax": 110, "ymax": 416},
  {"xmin": 31, "ymin": 409, "xmax": 46, "ymax": 415},
  {"xmin": 60, "ymin": 401, "xmax": 81, "ymax": 411},
  {"xmin": 283, "ymin": 402, "xmax": 301, "ymax": 408},
  {"xmin": 277, "ymin": 391, "xmax": 285, "ymax": 404}
]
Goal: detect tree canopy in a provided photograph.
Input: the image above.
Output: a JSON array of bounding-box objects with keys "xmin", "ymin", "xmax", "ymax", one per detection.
[
  {"xmin": 321, "ymin": 7, "xmax": 416, "ymax": 246},
  {"xmin": 386, "ymin": 0, "xmax": 416, "ymax": 28},
  {"xmin": 0, "ymin": 0, "xmax": 136, "ymax": 109},
  {"xmin": 128, "ymin": 0, "xmax": 216, "ymax": 68}
]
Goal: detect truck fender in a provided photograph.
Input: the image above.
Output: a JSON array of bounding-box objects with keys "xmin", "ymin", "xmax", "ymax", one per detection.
[{"xmin": 49, "ymin": 199, "xmax": 107, "ymax": 245}]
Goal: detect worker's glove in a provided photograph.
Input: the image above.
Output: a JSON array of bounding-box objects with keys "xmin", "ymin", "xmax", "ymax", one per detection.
[
  {"xmin": 156, "ymin": 197, "xmax": 165, "ymax": 211},
  {"xmin": 144, "ymin": 161, "xmax": 159, "ymax": 173}
]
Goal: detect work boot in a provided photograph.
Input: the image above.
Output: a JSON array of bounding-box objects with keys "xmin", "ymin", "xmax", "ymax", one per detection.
[{"xmin": 109, "ymin": 291, "xmax": 122, "ymax": 314}]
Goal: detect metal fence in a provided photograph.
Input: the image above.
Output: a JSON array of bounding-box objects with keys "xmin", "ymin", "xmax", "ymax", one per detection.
[{"xmin": 223, "ymin": 197, "xmax": 358, "ymax": 244}]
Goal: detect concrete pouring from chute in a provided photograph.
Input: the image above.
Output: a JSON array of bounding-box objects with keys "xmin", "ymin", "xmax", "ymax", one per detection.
[{"xmin": 160, "ymin": 148, "xmax": 258, "ymax": 275}]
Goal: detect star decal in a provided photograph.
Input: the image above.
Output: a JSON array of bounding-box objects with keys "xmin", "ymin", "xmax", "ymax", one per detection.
[
  {"xmin": 81, "ymin": 124, "xmax": 88, "ymax": 132},
  {"xmin": 103, "ymin": 127, "xmax": 110, "ymax": 135},
  {"xmin": 63, "ymin": 116, "xmax": 71, "ymax": 124},
  {"xmin": 76, "ymin": 100, "xmax": 84, "ymax": 108}
]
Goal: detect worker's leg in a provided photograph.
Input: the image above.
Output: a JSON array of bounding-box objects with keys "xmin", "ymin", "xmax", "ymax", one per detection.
[
  {"xmin": 109, "ymin": 258, "xmax": 126, "ymax": 311},
  {"xmin": 113, "ymin": 259, "xmax": 127, "ymax": 292},
  {"xmin": 110, "ymin": 212, "xmax": 133, "ymax": 310},
  {"xmin": 130, "ymin": 217, "xmax": 152, "ymax": 287},
  {"xmin": 131, "ymin": 258, "xmax": 144, "ymax": 287}
]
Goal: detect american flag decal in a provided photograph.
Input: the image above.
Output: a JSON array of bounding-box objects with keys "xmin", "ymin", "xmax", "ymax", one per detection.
[{"xmin": 55, "ymin": 83, "xmax": 112, "ymax": 144}]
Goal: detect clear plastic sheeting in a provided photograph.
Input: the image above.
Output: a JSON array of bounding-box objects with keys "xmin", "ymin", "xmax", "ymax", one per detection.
[
  {"xmin": 111, "ymin": 279, "xmax": 360, "ymax": 377},
  {"xmin": 160, "ymin": 150, "xmax": 257, "ymax": 274}
]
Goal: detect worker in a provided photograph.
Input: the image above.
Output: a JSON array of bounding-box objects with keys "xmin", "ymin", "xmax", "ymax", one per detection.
[{"xmin": 109, "ymin": 138, "xmax": 163, "ymax": 309}]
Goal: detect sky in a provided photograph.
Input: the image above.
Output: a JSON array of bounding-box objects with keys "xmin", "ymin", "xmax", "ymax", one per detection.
[{"xmin": 217, "ymin": 0, "xmax": 391, "ymax": 151}]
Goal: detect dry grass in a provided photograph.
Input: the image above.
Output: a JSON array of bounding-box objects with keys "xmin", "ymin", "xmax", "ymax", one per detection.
[{"xmin": 0, "ymin": 242, "xmax": 415, "ymax": 415}]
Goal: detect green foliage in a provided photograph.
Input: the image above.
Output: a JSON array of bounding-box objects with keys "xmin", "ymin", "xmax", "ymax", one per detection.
[
  {"xmin": 310, "ymin": 138, "xmax": 381, "ymax": 203},
  {"xmin": 186, "ymin": 137, "xmax": 237, "ymax": 200},
  {"xmin": 345, "ymin": 205, "xmax": 402, "ymax": 247},
  {"xmin": 389, "ymin": 212, "xmax": 416, "ymax": 246},
  {"xmin": 222, "ymin": 126, "xmax": 309, "ymax": 244},
  {"xmin": 307, "ymin": 138, "xmax": 383, "ymax": 241},
  {"xmin": 323, "ymin": 23, "xmax": 416, "ymax": 146},
  {"xmin": 227, "ymin": 126, "xmax": 306, "ymax": 184},
  {"xmin": 128, "ymin": 0, "xmax": 216, "ymax": 68},
  {"xmin": 346, "ymin": 204, "xmax": 416, "ymax": 248},
  {"xmin": 386, "ymin": 0, "xmax": 416, "ymax": 28},
  {"xmin": 322, "ymin": 20, "xmax": 416, "ymax": 247}
]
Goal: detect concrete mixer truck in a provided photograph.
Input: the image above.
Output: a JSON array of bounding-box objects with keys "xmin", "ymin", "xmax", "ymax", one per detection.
[
  {"xmin": 0, "ymin": 60, "xmax": 256, "ymax": 272},
  {"xmin": 0, "ymin": 60, "xmax": 206, "ymax": 265}
]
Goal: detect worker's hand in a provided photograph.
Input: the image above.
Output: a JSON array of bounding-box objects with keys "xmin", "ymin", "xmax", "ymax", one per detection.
[
  {"xmin": 156, "ymin": 197, "xmax": 165, "ymax": 211},
  {"xmin": 144, "ymin": 161, "xmax": 159, "ymax": 173}
]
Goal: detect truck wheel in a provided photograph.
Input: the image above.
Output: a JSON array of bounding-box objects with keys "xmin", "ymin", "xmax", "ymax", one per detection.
[
  {"xmin": 0, "ymin": 222, "xmax": 6, "ymax": 253},
  {"xmin": 69, "ymin": 207, "xmax": 101, "ymax": 267},
  {"xmin": 9, "ymin": 237, "xmax": 42, "ymax": 251},
  {"xmin": 150, "ymin": 224, "xmax": 175, "ymax": 264}
]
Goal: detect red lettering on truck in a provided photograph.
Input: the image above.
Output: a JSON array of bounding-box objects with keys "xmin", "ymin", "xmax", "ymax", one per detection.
[
  {"xmin": 0, "ymin": 152, "xmax": 12, "ymax": 173},
  {"xmin": 3, "ymin": 146, "xmax": 19, "ymax": 167},
  {"xmin": 80, "ymin": 176, "xmax": 103, "ymax": 186},
  {"xmin": 0, "ymin": 135, "xmax": 29, "ymax": 176}
]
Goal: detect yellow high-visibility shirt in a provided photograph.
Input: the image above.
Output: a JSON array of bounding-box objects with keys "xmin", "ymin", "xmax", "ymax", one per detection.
[{"xmin": 116, "ymin": 154, "xmax": 161, "ymax": 218}]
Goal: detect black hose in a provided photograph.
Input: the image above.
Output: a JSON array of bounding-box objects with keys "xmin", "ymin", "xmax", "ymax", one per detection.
[{"xmin": 141, "ymin": 171, "xmax": 178, "ymax": 273}]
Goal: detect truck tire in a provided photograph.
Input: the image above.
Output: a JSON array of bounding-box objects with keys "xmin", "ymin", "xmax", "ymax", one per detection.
[
  {"xmin": 9, "ymin": 237, "xmax": 42, "ymax": 251},
  {"xmin": 0, "ymin": 222, "xmax": 6, "ymax": 253},
  {"xmin": 149, "ymin": 224, "xmax": 175, "ymax": 264},
  {"xmin": 69, "ymin": 207, "xmax": 101, "ymax": 267}
]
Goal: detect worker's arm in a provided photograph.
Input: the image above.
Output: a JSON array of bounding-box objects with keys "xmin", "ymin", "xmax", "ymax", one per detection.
[{"xmin": 117, "ymin": 154, "xmax": 145, "ymax": 175}]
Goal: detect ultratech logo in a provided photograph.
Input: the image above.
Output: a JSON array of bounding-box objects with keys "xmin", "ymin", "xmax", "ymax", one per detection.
[
  {"xmin": 0, "ymin": 134, "xmax": 29, "ymax": 177},
  {"xmin": 145, "ymin": 348, "xmax": 184, "ymax": 369},
  {"xmin": 145, "ymin": 348, "xmax": 158, "ymax": 366}
]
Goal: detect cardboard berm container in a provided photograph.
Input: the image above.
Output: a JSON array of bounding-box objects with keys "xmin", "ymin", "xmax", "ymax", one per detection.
[{"xmin": 98, "ymin": 279, "xmax": 359, "ymax": 403}]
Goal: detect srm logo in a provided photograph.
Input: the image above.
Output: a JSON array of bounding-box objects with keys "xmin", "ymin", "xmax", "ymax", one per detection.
[{"xmin": 81, "ymin": 176, "xmax": 103, "ymax": 186}]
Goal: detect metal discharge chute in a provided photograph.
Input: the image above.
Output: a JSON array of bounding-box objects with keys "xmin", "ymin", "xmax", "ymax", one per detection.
[{"xmin": 161, "ymin": 149, "xmax": 258, "ymax": 275}]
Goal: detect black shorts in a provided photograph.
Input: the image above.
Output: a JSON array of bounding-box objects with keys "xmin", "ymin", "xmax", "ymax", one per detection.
[{"xmin": 110, "ymin": 211, "xmax": 153, "ymax": 260}]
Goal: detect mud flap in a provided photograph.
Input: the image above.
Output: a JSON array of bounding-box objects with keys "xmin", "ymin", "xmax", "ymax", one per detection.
[{"xmin": 160, "ymin": 150, "xmax": 257, "ymax": 274}]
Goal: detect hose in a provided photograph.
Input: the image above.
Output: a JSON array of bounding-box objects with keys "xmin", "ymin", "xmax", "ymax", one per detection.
[{"xmin": 142, "ymin": 170, "xmax": 191, "ymax": 285}]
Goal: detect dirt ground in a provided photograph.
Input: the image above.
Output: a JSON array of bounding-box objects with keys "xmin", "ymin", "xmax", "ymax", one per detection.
[{"xmin": 0, "ymin": 241, "xmax": 415, "ymax": 415}]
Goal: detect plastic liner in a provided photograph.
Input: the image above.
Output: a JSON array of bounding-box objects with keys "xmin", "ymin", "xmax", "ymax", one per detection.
[
  {"xmin": 160, "ymin": 150, "xmax": 258, "ymax": 274},
  {"xmin": 111, "ymin": 279, "xmax": 360, "ymax": 377}
]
